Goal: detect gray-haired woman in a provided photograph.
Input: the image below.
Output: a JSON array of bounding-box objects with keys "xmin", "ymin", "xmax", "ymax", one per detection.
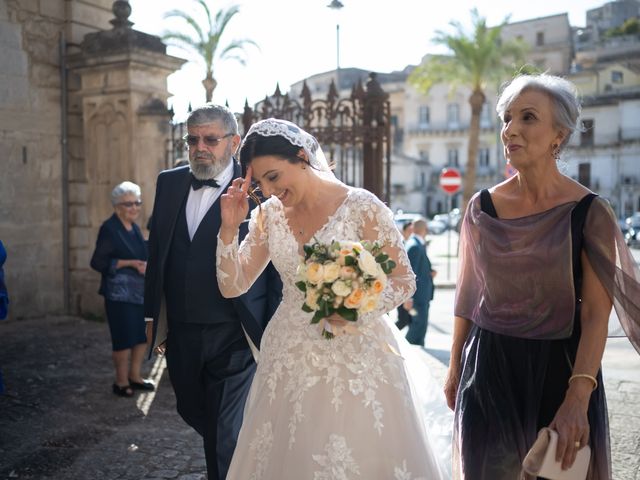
[
  {"xmin": 91, "ymin": 181, "xmax": 153, "ymax": 397},
  {"xmin": 446, "ymin": 73, "xmax": 640, "ymax": 479}
]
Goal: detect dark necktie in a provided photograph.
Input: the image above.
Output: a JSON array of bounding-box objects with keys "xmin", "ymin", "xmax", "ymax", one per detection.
[{"xmin": 191, "ymin": 175, "xmax": 220, "ymax": 190}]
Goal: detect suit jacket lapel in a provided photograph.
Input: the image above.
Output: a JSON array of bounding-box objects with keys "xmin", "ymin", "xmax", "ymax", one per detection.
[{"xmin": 161, "ymin": 169, "xmax": 192, "ymax": 252}]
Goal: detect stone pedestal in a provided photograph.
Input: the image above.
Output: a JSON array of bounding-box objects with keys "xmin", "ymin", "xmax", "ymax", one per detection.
[{"xmin": 66, "ymin": 2, "xmax": 184, "ymax": 315}]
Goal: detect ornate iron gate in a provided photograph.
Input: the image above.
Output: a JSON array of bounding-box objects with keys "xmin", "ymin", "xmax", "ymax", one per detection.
[{"xmin": 170, "ymin": 72, "xmax": 392, "ymax": 203}]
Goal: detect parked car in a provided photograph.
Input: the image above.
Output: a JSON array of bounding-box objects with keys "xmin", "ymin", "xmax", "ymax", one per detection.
[
  {"xmin": 625, "ymin": 212, "xmax": 640, "ymax": 230},
  {"xmin": 427, "ymin": 218, "xmax": 447, "ymax": 235},
  {"xmin": 433, "ymin": 208, "xmax": 462, "ymax": 232},
  {"xmin": 623, "ymin": 213, "xmax": 640, "ymax": 248}
]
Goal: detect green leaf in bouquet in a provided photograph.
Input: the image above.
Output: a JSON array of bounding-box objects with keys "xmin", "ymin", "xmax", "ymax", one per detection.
[
  {"xmin": 344, "ymin": 255, "xmax": 356, "ymax": 266},
  {"xmin": 337, "ymin": 306, "xmax": 357, "ymax": 322},
  {"xmin": 381, "ymin": 259, "xmax": 396, "ymax": 274},
  {"xmin": 301, "ymin": 303, "xmax": 314, "ymax": 313},
  {"xmin": 375, "ymin": 253, "xmax": 389, "ymax": 263},
  {"xmin": 321, "ymin": 329, "xmax": 335, "ymax": 340},
  {"xmin": 311, "ymin": 310, "xmax": 325, "ymax": 324},
  {"xmin": 295, "ymin": 281, "xmax": 307, "ymax": 292},
  {"xmin": 303, "ymin": 244, "xmax": 314, "ymax": 257}
]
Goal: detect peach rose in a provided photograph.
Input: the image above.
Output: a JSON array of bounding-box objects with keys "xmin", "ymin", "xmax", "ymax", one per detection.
[
  {"xmin": 339, "ymin": 266, "xmax": 356, "ymax": 280},
  {"xmin": 344, "ymin": 288, "xmax": 364, "ymax": 309},
  {"xmin": 371, "ymin": 277, "xmax": 386, "ymax": 294}
]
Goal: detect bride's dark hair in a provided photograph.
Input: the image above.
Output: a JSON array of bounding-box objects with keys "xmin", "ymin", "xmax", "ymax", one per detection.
[
  {"xmin": 239, "ymin": 132, "xmax": 308, "ymax": 171},
  {"xmin": 238, "ymin": 132, "xmax": 309, "ymax": 231}
]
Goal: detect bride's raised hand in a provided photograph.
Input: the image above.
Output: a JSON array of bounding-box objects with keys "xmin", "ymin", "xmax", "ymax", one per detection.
[{"xmin": 220, "ymin": 167, "xmax": 252, "ymax": 235}]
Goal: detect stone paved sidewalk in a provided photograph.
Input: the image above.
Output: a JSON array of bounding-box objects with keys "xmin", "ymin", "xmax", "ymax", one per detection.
[{"xmin": 1, "ymin": 315, "xmax": 639, "ymax": 479}]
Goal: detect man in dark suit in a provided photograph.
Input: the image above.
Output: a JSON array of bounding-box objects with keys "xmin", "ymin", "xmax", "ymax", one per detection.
[
  {"xmin": 404, "ymin": 218, "xmax": 436, "ymax": 346},
  {"xmin": 395, "ymin": 221, "xmax": 414, "ymax": 330},
  {"xmin": 144, "ymin": 104, "xmax": 281, "ymax": 480}
]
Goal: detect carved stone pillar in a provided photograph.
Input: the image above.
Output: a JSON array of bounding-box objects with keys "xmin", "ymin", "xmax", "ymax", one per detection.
[{"xmin": 66, "ymin": 1, "xmax": 184, "ymax": 315}]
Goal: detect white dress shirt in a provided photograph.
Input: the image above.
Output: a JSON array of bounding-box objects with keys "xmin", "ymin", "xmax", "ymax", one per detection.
[{"xmin": 185, "ymin": 161, "xmax": 234, "ymax": 240}]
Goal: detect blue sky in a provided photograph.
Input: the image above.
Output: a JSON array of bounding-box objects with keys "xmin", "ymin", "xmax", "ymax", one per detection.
[{"xmin": 129, "ymin": 0, "xmax": 608, "ymax": 118}]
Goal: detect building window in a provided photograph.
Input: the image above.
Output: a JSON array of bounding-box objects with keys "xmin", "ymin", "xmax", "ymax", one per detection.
[
  {"xmin": 536, "ymin": 31, "xmax": 544, "ymax": 46},
  {"xmin": 478, "ymin": 148, "xmax": 490, "ymax": 167},
  {"xmin": 447, "ymin": 148, "xmax": 459, "ymax": 167},
  {"xmin": 480, "ymin": 102, "xmax": 491, "ymax": 127},
  {"xmin": 581, "ymin": 119, "xmax": 594, "ymax": 146},
  {"xmin": 447, "ymin": 104, "xmax": 459, "ymax": 127},
  {"xmin": 418, "ymin": 150, "xmax": 429, "ymax": 162},
  {"xmin": 418, "ymin": 106, "xmax": 430, "ymax": 127},
  {"xmin": 611, "ymin": 70, "xmax": 623, "ymax": 84},
  {"xmin": 578, "ymin": 163, "xmax": 591, "ymax": 188}
]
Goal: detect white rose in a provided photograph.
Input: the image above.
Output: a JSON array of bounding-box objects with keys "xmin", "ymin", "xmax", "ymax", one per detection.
[
  {"xmin": 358, "ymin": 293, "xmax": 379, "ymax": 313},
  {"xmin": 296, "ymin": 263, "xmax": 307, "ymax": 280},
  {"xmin": 331, "ymin": 280, "xmax": 352, "ymax": 297},
  {"xmin": 305, "ymin": 288, "xmax": 320, "ymax": 310},
  {"xmin": 306, "ymin": 262, "xmax": 324, "ymax": 284},
  {"xmin": 322, "ymin": 262, "xmax": 341, "ymax": 283},
  {"xmin": 358, "ymin": 249, "xmax": 379, "ymax": 277}
]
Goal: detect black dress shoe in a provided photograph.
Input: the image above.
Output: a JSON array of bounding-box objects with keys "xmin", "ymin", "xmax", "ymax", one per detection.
[
  {"xmin": 112, "ymin": 383, "xmax": 134, "ymax": 397},
  {"xmin": 128, "ymin": 379, "xmax": 155, "ymax": 391}
]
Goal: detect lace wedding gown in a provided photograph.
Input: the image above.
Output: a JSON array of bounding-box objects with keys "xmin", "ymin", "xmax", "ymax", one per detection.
[{"xmin": 217, "ymin": 188, "xmax": 447, "ymax": 479}]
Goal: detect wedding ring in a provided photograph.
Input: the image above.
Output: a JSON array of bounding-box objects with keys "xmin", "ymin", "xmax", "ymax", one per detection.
[{"xmin": 574, "ymin": 441, "xmax": 581, "ymax": 448}]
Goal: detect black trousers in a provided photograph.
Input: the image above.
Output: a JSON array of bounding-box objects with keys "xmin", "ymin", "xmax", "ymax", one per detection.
[
  {"xmin": 395, "ymin": 304, "xmax": 412, "ymax": 330},
  {"xmin": 165, "ymin": 321, "xmax": 255, "ymax": 480}
]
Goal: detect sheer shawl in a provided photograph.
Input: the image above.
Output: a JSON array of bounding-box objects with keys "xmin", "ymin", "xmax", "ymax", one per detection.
[
  {"xmin": 455, "ymin": 193, "xmax": 640, "ymax": 349},
  {"xmin": 583, "ymin": 197, "xmax": 640, "ymax": 351}
]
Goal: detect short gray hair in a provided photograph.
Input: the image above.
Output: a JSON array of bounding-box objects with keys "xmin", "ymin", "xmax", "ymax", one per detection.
[
  {"xmin": 186, "ymin": 103, "xmax": 238, "ymax": 134},
  {"xmin": 496, "ymin": 73, "xmax": 582, "ymax": 151},
  {"xmin": 111, "ymin": 181, "xmax": 141, "ymax": 205}
]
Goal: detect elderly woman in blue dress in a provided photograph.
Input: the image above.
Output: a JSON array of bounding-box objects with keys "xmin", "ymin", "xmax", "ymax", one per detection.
[
  {"xmin": 91, "ymin": 181, "xmax": 153, "ymax": 397},
  {"xmin": 446, "ymin": 73, "xmax": 640, "ymax": 479}
]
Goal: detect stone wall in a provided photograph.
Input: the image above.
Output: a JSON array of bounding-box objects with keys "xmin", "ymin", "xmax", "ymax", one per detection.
[
  {"xmin": 0, "ymin": 0, "xmax": 180, "ymax": 319},
  {"xmin": 0, "ymin": 0, "xmax": 110, "ymax": 319}
]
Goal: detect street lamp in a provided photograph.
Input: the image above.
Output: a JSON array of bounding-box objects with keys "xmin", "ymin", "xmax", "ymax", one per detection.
[{"xmin": 327, "ymin": 0, "xmax": 344, "ymax": 90}]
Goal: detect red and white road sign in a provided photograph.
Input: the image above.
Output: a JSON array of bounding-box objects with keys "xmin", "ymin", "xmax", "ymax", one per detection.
[{"xmin": 439, "ymin": 168, "xmax": 462, "ymax": 195}]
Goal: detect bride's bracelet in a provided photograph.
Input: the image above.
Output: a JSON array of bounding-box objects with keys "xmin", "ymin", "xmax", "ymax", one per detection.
[{"xmin": 568, "ymin": 373, "xmax": 598, "ymax": 391}]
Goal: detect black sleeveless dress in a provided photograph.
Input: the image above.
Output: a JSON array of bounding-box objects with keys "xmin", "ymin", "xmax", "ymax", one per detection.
[{"xmin": 454, "ymin": 190, "xmax": 611, "ymax": 479}]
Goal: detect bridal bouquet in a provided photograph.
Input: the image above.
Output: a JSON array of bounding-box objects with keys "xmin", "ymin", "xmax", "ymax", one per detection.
[{"xmin": 295, "ymin": 239, "xmax": 396, "ymax": 339}]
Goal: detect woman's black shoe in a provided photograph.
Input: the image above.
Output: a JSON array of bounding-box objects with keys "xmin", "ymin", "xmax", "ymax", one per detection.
[
  {"xmin": 112, "ymin": 383, "xmax": 134, "ymax": 397},
  {"xmin": 128, "ymin": 379, "xmax": 155, "ymax": 391}
]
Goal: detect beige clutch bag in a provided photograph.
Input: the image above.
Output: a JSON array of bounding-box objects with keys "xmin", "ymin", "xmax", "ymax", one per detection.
[{"xmin": 522, "ymin": 428, "xmax": 591, "ymax": 480}]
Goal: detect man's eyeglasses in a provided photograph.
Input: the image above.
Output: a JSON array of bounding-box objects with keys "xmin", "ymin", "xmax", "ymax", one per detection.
[
  {"xmin": 118, "ymin": 200, "xmax": 142, "ymax": 208},
  {"xmin": 183, "ymin": 133, "xmax": 234, "ymax": 147}
]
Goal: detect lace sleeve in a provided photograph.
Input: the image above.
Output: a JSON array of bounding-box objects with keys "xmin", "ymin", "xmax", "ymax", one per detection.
[
  {"xmin": 216, "ymin": 203, "xmax": 271, "ymax": 298},
  {"xmin": 358, "ymin": 192, "xmax": 416, "ymax": 319}
]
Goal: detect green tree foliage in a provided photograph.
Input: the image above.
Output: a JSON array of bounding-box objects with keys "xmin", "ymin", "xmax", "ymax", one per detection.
[
  {"xmin": 162, "ymin": 0, "xmax": 257, "ymax": 102},
  {"xmin": 409, "ymin": 9, "xmax": 529, "ymax": 208},
  {"xmin": 604, "ymin": 17, "xmax": 640, "ymax": 38}
]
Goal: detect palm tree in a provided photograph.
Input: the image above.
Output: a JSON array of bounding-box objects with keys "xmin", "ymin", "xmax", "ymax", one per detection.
[
  {"xmin": 162, "ymin": 1, "xmax": 257, "ymax": 102},
  {"xmin": 409, "ymin": 9, "xmax": 528, "ymax": 209}
]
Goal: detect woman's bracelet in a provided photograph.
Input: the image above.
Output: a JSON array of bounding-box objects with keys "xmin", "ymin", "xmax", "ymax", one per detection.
[{"xmin": 568, "ymin": 373, "xmax": 598, "ymax": 391}]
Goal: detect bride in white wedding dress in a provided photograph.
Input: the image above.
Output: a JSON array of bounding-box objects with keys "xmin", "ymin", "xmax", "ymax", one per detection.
[{"xmin": 217, "ymin": 118, "xmax": 449, "ymax": 479}]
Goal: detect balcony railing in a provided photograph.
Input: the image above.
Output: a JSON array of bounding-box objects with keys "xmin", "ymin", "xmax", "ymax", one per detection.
[
  {"xmin": 407, "ymin": 123, "xmax": 496, "ymax": 135},
  {"xmin": 570, "ymin": 127, "xmax": 640, "ymax": 147}
]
